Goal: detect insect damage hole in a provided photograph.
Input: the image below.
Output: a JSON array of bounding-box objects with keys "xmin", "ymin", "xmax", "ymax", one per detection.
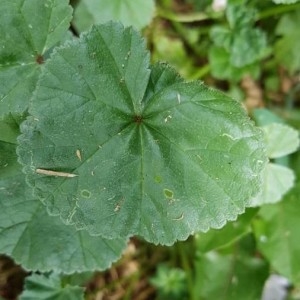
[
  {"xmin": 81, "ymin": 189, "xmax": 91, "ymax": 199},
  {"xmin": 164, "ymin": 189, "xmax": 174, "ymax": 199}
]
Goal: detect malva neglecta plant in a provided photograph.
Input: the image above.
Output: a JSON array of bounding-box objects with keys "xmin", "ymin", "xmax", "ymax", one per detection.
[{"xmin": 1, "ymin": 0, "xmax": 300, "ymax": 298}]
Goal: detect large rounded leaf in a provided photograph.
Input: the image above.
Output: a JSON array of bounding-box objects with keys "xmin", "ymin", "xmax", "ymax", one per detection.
[
  {"xmin": 0, "ymin": 0, "xmax": 72, "ymax": 117},
  {"xmin": 18, "ymin": 22, "xmax": 267, "ymax": 245}
]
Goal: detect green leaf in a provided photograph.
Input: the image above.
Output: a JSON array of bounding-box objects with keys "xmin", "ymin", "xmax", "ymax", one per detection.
[
  {"xmin": 151, "ymin": 24, "xmax": 196, "ymax": 79},
  {"xmin": 73, "ymin": 0, "xmax": 155, "ymax": 32},
  {"xmin": 252, "ymin": 108, "xmax": 284, "ymax": 127},
  {"xmin": 0, "ymin": 113, "xmax": 26, "ymax": 144},
  {"xmin": 0, "ymin": 141, "xmax": 127, "ymax": 273},
  {"xmin": 193, "ymin": 247, "xmax": 269, "ymax": 299},
  {"xmin": 226, "ymin": 3, "xmax": 257, "ymax": 28},
  {"xmin": 150, "ymin": 265, "xmax": 187, "ymax": 299},
  {"xmin": 20, "ymin": 273, "xmax": 84, "ymax": 300},
  {"xmin": 250, "ymin": 163, "xmax": 295, "ymax": 206},
  {"xmin": 17, "ymin": 22, "xmax": 267, "ymax": 245},
  {"xmin": 209, "ymin": 3, "xmax": 268, "ymax": 73},
  {"xmin": 209, "ymin": 46, "xmax": 260, "ymax": 81},
  {"xmin": 0, "ymin": 0, "xmax": 73, "ymax": 117},
  {"xmin": 275, "ymin": 9, "xmax": 300, "ymax": 73},
  {"xmin": 195, "ymin": 208, "xmax": 258, "ymax": 253},
  {"xmin": 253, "ymin": 183, "xmax": 300, "ymax": 283},
  {"xmin": 262, "ymin": 123, "xmax": 300, "ymax": 158},
  {"xmin": 210, "ymin": 26, "xmax": 267, "ymax": 68}
]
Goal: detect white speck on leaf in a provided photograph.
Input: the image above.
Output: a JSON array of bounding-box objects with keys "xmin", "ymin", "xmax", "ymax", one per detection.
[
  {"xmin": 76, "ymin": 149, "xmax": 82, "ymax": 161},
  {"xmin": 164, "ymin": 115, "xmax": 172, "ymax": 123},
  {"xmin": 177, "ymin": 93, "xmax": 181, "ymax": 104},
  {"xmin": 36, "ymin": 169, "xmax": 78, "ymax": 178}
]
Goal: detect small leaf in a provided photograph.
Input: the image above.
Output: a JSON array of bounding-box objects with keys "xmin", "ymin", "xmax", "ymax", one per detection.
[
  {"xmin": 250, "ymin": 163, "xmax": 295, "ymax": 206},
  {"xmin": 18, "ymin": 22, "xmax": 267, "ymax": 245},
  {"xmin": 252, "ymin": 108, "xmax": 284, "ymax": 127},
  {"xmin": 209, "ymin": 3, "xmax": 268, "ymax": 74},
  {"xmin": 193, "ymin": 247, "xmax": 269, "ymax": 299},
  {"xmin": 262, "ymin": 123, "xmax": 300, "ymax": 158},
  {"xmin": 209, "ymin": 46, "xmax": 260, "ymax": 81},
  {"xmin": 253, "ymin": 183, "xmax": 300, "ymax": 283},
  {"xmin": 195, "ymin": 208, "xmax": 258, "ymax": 253},
  {"xmin": 0, "ymin": 0, "xmax": 73, "ymax": 117},
  {"xmin": 150, "ymin": 265, "xmax": 187, "ymax": 299},
  {"xmin": 151, "ymin": 24, "xmax": 196, "ymax": 78},
  {"xmin": 0, "ymin": 142, "xmax": 127, "ymax": 273},
  {"xmin": 275, "ymin": 9, "xmax": 300, "ymax": 73},
  {"xmin": 0, "ymin": 113, "xmax": 26, "ymax": 144},
  {"xmin": 73, "ymin": 0, "xmax": 155, "ymax": 32},
  {"xmin": 20, "ymin": 273, "xmax": 84, "ymax": 300}
]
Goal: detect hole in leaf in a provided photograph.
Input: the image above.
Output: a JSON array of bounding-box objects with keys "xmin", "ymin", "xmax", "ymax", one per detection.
[
  {"xmin": 164, "ymin": 189, "xmax": 174, "ymax": 199},
  {"xmin": 81, "ymin": 189, "xmax": 91, "ymax": 199}
]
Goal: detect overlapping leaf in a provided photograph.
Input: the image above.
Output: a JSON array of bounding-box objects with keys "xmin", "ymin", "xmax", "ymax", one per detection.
[
  {"xmin": 18, "ymin": 22, "xmax": 267, "ymax": 245},
  {"xmin": 275, "ymin": 8, "xmax": 300, "ymax": 73},
  {"xmin": 253, "ymin": 183, "xmax": 300, "ymax": 283},
  {"xmin": 20, "ymin": 273, "xmax": 84, "ymax": 300},
  {"xmin": 73, "ymin": 0, "xmax": 155, "ymax": 32},
  {"xmin": 195, "ymin": 208, "xmax": 258, "ymax": 253},
  {"xmin": 0, "ymin": 0, "xmax": 72, "ymax": 117},
  {"xmin": 0, "ymin": 122, "xmax": 127, "ymax": 273},
  {"xmin": 263, "ymin": 123, "xmax": 299, "ymax": 158},
  {"xmin": 193, "ymin": 246, "xmax": 269, "ymax": 299},
  {"xmin": 250, "ymin": 163, "xmax": 294, "ymax": 206},
  {"xmin": 250, "ymin": 122, "xmax": 299, "ymax": 206},
  {"xmin": 209, "ymin": 3, "xmax": 268, "ymax": 81}
]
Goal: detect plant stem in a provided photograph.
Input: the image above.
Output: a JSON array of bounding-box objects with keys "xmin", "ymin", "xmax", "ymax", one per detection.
[
  {"xmin": 191, "ymin": 64, "xmax": 211, "ymax": 80},
  {"xmin": 177, "ymin": 242, "xmax": 196, "ymax": 300},
  {"xmin": 257, "ymin": 3, "xmax": 300, "ymax": 20}
]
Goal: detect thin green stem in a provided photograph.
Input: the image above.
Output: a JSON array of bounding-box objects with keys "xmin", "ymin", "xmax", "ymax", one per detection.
[
  {"xmin": 191, "ymin": 64, "xmax": 211, "ymax": 80},
  {"xmin": 177, "ymin": 242, "xmax": 196, "ymax": 300},
  {"xmin": 157, "ymin": 8, "xmax": 218, "ymax": 23},
  {"xmin": 257, "ymin": 3, "xmax": 300, "ymax": 20}
]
